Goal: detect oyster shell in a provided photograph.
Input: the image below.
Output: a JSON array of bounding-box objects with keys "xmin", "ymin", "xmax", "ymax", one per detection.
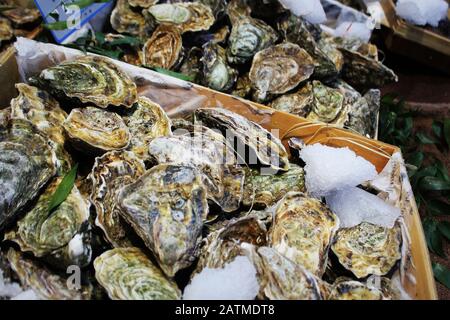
[
  {"xmin": 118, "ymin": 164, "xmax": 207, "ymax": 277},
  {"xmin": 142, "ymin": 24, "xmax": 183, "ymax": 70},
  {"xmin": 89, "ymin": 151, "xmax": 146, "ymax": 247},
  {"xmin": 226, "ymin": 0, "xmax": 252, "ymax": 25},
  {"xmin": 201, "ymin": 42, "xmax": 238, "ymax": 92},
  {"xmin": 111, "ymin": 0, "xmax": 154, "ymax": 37},
  {"xmin": 277, "ymin": 14, "xmax": 337, "ymax": 79},
  {"xmin": 269, "ymin": 192, "xmax": 339, "ymax": 276},
  {"xmin": 269, "ymin": 83, "xmax": 313, "ymax": 117},
  {"xmin": 34, "ymin": 55, "xmax": 137, "ymax": 109},
  {"xmin": 63, "ymin": 107, "xmax": 130, "ymax": 155},
  {"xmin": 148, "ymin": 127, "xmax": 244, "ymax": 213},
  {"xmin": 331, "ymin": 222, "xmax": 402, "ymax": 278},
  {"xmin": 241, "ymin": 244, "xmax": 327, "ymax": 300},
  {"xmin": 123, "ymin": 96, "xmax": 171, "ymax": 160},
  {"xmin": 317, "ymin": 37, "xmax": 344, "ymax": 73},
  {"xmin": 307, "ymin": 81, "xmax": 346, "ymax": 124},
  {"xmin": 329, "ymin": 277, "xmax": 383, "ymax": 300},
  {"xmin": 6, "ymin": 248, "xmax": 92, "ymax": 300},
  {"xmin": 179, "ymin": 47, "xmax": 203, "ymax": 83},
  {"xmin": 200, "ymin": 0, "xmax": 227, "ymax": 19},
  {"xmin": 4, "ymin": 178, "xmax": 92, "ymax": 269},
  {"xmin": 227, "ymin": 16, "xmax": 278, "ymax": 65},
  {"xmin": 195, "ymin": 108, "xmax": 290, "ymax": 171},
  {"xmin": 94, "ymin": 247, "xmax": 181, "ymax": 300},
  {"xmin": 129, "ymin": 0, "xmax": 159, "ymax": 8},
  {"xmin": 249, "ymin": 42, "xmax": 315, "ymax": 102},
  {"xmin": 0, "ymin": 17, "xmax": 13, "ymax": 44},
  {"xmin": 0, "ymin": 119, "xmax": 56, "ymax": 230},
  {"xmin": 1, "ymin": 7, "xmax": 40, "ymax": 26},
  {"xmin": 231, "ymin": 72, "xmax": 252, "ymax": 99},
  {"xmin": 243, "ymin": 163, "xmax": 305, "ymax": 208},
  {"xmin": 147, "ymin": 2, "xmax": 215, "ymax": 33}
]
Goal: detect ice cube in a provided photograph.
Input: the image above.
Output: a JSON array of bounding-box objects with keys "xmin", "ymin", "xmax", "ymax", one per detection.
[
  {"xmin": 183, "ymin": 256, "xmax": 260, "ymax": 300},
  {"xmin": 325, "ymin": 187, "xmax": 401, "ymax": 228},
  {"xmin": 396, "ymin": 0, "xmax": 448, "ymax": 27},
  {"xmin": 279, "ymin": 0, "xmax": 327, "ymax": 24},
  {"xmin": 299, "ymin": 144, "xmax": 378, "ymax": 197},
  {"xmin": 334, "ymin": 22, "xmax": 372, "ymax": 42}
]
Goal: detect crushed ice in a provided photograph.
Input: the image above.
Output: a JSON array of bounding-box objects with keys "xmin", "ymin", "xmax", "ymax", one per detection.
[
  {"xmin": 396, "ymin": 0, "xmax": 448, "ymax": 27},
  {"xmin": 279, "ymin": 0, "xmax": 327, "ymax": 24},
  {"xmin": 183, "ymin": 256, "xmax": 260, "ymax": 300}
]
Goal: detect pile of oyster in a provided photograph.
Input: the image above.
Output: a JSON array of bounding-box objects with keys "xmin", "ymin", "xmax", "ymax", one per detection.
[
  {"xmin": 0, "ymin": 1, "xmax": 40, "ymax": 49},
  {"xmin": 0, "ymin": 54, "xmax": 406, "ymax": 300},
  {"xmin": 103, "ymin": 0, "xmax": 397, "ymax": 138}
]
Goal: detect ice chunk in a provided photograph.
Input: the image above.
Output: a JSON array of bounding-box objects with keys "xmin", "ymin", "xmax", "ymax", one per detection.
[
  {"xmin": 11, "ymin": 289, "xmax": 40, "ymax": 300},
  {"xmin": 334, "ymin": 22, "xmax": 372, "ymax": 42},
  {"xmin": 299, "ymin": 144, "xmax": 377, "ymax": 197},
  {"xmin": 183, "ymin": 256, "xmax": 259, "ymax": 300},
  {"xmin": 0, "ymin": 270, "xmax": 23, "ymax": 299},
  {"xmin": 326, "ymin": 187, "xmax": 401, "ymax": 228},
  {"xmin": 396, "ymin": 0, "xmax": 448, "ymax": 27},
  {"xmin": 279, "ymin": 0, "xmax": 327, "ymax": 24}
]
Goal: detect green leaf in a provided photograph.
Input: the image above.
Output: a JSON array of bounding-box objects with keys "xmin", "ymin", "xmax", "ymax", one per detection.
[
  {"xmin": 428, "ymin": 199, "xmax": 450, "ymax": 216},
  {"xmin": 438, "ymin": 221, "xmax": 450, "ymax": 241},
  {"xmin": 416, "ymin": 132, "xmax": 438, "ymax": 144},
  {"xmin": 149, "ymin": 67, "xmax": 194, "ymax": 82},
  {"xmin": 444, "ymin": 119, "xmax": 450, "ymax": 148},
  {"xmin": 432, "ymin": 263, "xmax": 450, "ymax": 289},
  {"xmin": 423, "ymin": 218, "xmax": 444, "ymax": 256},
  {"xmin": 435, "ymin": 160, "xmax": 450, "ymax": 182},
  {"xmin": 44, "ymin": 20, "xmax": 69, "ymax": 30},
  {"xmin": 420, "ymin": 176, "xmax": 450, "ymax": 191},
  {"xmin": 106, "ymin": 35, "xmax": 142, "ymax": 47},
  {"xmin": 47, "ymin": 164, "xmax": 78, "ymax": 215},
  {"xmin": 432, "ymin": 121, "xmax": 443, "ymax": 139},
  {"xmin": 407, "ymin": 152, "xmax": 424, "ymax": 170}
]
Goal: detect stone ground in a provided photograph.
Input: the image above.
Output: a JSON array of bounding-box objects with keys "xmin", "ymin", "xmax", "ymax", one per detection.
[{"xmin": 380, "ymin": 46, "xmax": 450, "ymax": 300}]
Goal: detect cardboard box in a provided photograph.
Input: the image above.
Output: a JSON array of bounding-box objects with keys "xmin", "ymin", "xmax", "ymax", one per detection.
[{"xmin": 0, "ymin": 39, "xmax": 438, "ymax": 300}]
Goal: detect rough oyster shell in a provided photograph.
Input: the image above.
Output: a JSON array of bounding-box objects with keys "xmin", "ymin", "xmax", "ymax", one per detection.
[
  {"xmin": 241, "ymin": 244, "xmax": 327, "ymax": 300},
  {"xmin": 142, "ymin": 24, "xmax": 183, "ymax": 70},
  {"xmin": 201, "ymin": 42, "xmax": 238, "ymax": 93},
  {"xmin": 6, "ymin": 248, "xmax": 92, "ymax": 300},
  {"xmin": 331, "ymin": 222, "xmax": 402, "ymax": 278},
  {"xmin": 231, "ymin": 72, "xmax": 252, "ymax": 99},
  {"xmin": 94, "ymin": 247, "xmax": 181, "ymax": 300},
  {"xmin": 111, "ymin": 0, "xmax": 154, "ymax": 37},
  {"xmin": 0, "ymin": 17, "xmax": 13, "ymax": 43},
  {"xmin": 329, "ymin": 277, "xmax": 383, "ymax": 300},
  {"xmin": 227, "ymin": 16, "xmax": 278, "ymax": 65},
  {"xmin": 129, "ymin": 0, "xmax": 159, "ymax": 8},
  {"xmin": 226, "ymin": 0, "xmax": 252, "ymax": 25},
  {"xmin": 148, "ymin": 127, "xmax": 244, "ymax": 213},
  {"xmin": 89, "ymin": 151, "xmax": 146, "ymax": 247},
  {"xmin": 63, "ymin": 107, "xmax": 130, "ymax": 155},
  {"xmin": 269, "ymin": 192, "xmax": 339, "ymax": 276},
  {"xmin": 118, "ymin": 164, "xmax": 207, "ymax": 277},
  {"xmin": 123, "ymin": 96, "xmax": 172, "ymax": 160},
  {"xmin": 243, "ymin": 163, "xmax": 305, "ymax": 208},
  {"xmin": 179, "ymin": 47, "xmax": 203, "ymax": 84},
  {"xmin": 317, "ymin": 36, "xmax": 344, "ymax": 73},
  {"xmin": 4, "ymin": 178, "xmax": 92, "ymax": 269},
  {"xmin": 34, "ymin": 55, "xmax": 137, "ymax": 109},
  {"xmin": 147, "ymin": 2, "xmax": 214, "ymax": 33},
  {"xmin": 0, "ymin": 119, "xmax": 56, "ymax": 230},
  {"xmin": 1, "ymin": 7, "xmax": 40, "ymax": 26},
  {"xmin": 195, "ymin": 108, "xmax": 290, "ymax": 171},
  {"xmin": 200, "ymin": 0, "xmax": 227, "ymax": 19},
  {"xmin": 249, "ymin": 42, "xmax": 315, "ymax": 102},
  {"xmin": 307, "ymin": 81, "xmax": 346, "ymax": 124},
  {"xmin": 269, "ymin": 83, "xmax": 313, "ymax": 117}
]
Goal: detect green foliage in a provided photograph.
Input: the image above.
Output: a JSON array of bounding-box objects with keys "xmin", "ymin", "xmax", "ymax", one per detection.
[
  {"xmin": 47, "ymin": 164, "xmax": 78, "ymax": 217},
  {"xmin": 379, "ymin": 93, "xmax": 450, "ymax": 289}
]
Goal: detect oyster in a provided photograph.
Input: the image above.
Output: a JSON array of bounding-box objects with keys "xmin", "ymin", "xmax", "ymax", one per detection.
[
  {"xmin": 269, "ymin": 83, "xmax": 313, "ymax": 118},
  {"xmin": 277, "ymin": 14, "xmax": 338, "ymax": 79},
  {"xmin": 226, "ymin": 0, "xmax": 252, "ymax": 25},
  {"xmin": 129, "ymin": 0, "xmax": 159, "ymax": 8},
  {"xmin": 1, "ymin": 7, "xmax": 40, "ymax": 26},
  {"xmin": 331, "ymin": 222, "xmax": 402, "ymax": 278},
  {"xmin": 329, "ymin": 277, "xmax": 383, "ymax": 300},
  {"xmin": 118, "ymin": 164, "xmax": 207, "ymax": 277},
  {"xmin": 227, "ymin": 16, "xmax": 278, "ymax": 65},
  {"xmin": 241, "ymin": 244, "xmax": 327, "ymax": 300},
  {"xmin": 201, "ymin": 42, "xmax": 238, "ymax": 92},
  {"xmin": 111, "ymin": 0, "xmax": 154, "ymax": 37},
  {"xmin": 243, "ymin": 164, "xmax": 305, "ymax": 208},
  {"xmin": 4, "ymin": 178, "xmax": 92, "ymax": 269},
  {"xmin": 317, "ymin": 37, "xmax": 344, "ymax": 73},
  {"xmin": 63, "ymin": 107, "xmax": 130, "ymax": 155},
  {"xmin": 33, "ymin": 55, "xmax": 137, "ymax": 109},
  {"xmin": 179, "ymin": 47, "xmax": 203, "ymax": 83},
  {"xmin": 142, "ymin": 24, "xmax": 183, "ymax": 70},
  {"xmin": 340, "ymin": 48, "xmax": 398, "ymax": 90},
  {"xmin": 123, "ymin": 96, "xmax": 172, "ymax": 160},
  {"xmin": 231, "ymin": 73, "xmax": 252, "ymax": 99},
  {"xmin": 94, "ymin": 247, "xmax": 181, "ymax": 300},
  {"xmin": 146, "ymin": 2, "xmax": 215, "ymax": 33},
  {"xmin": 148, "ymin": 127, "xmax": 244, "ymax": 212},
  {"xmin": 269, "ymin": 192, "xmax": 339, "ymax": 276},
  {"xmin": 249, "ymin": 43, "xmax": 315, "ymax": 102},
  {"xmin": 89, "ymin": 151, "xmax": 146, "ymax": 247},
  {"xmin": 0, "ymin": 119, "xmax": 56, "ymax": 230},
  {"xmin": 195, "ymin": 215, "xmax": 267, "ymax": 273},
  {"xmin": 0, "ymin": 17, "xmax": 13, "ymax": 44},
  {"xmin": 195, "ymin": 108, "xmax": 290, "ymax": 171},
  {"xmin": 6, "ymin": 248, "xmax": 92, "ymax": 300},
  {"xmin": 200, "ymin": 0, "xmax": 227, "ymax": 19},
  {"xmin": 307, "ymin": 81, "xmax": 346, "ymax": 124}
]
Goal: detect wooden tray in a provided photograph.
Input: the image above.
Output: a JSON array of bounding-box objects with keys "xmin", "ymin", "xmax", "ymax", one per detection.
[{"xmin": 0, "ymin": 40, "xmax": 438, "ymax": 300}]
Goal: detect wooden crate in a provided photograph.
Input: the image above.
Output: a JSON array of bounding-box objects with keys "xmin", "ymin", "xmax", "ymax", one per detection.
[{"xmin": 0, "ymin": 40, "xmax": 438, "ymax": 300}]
